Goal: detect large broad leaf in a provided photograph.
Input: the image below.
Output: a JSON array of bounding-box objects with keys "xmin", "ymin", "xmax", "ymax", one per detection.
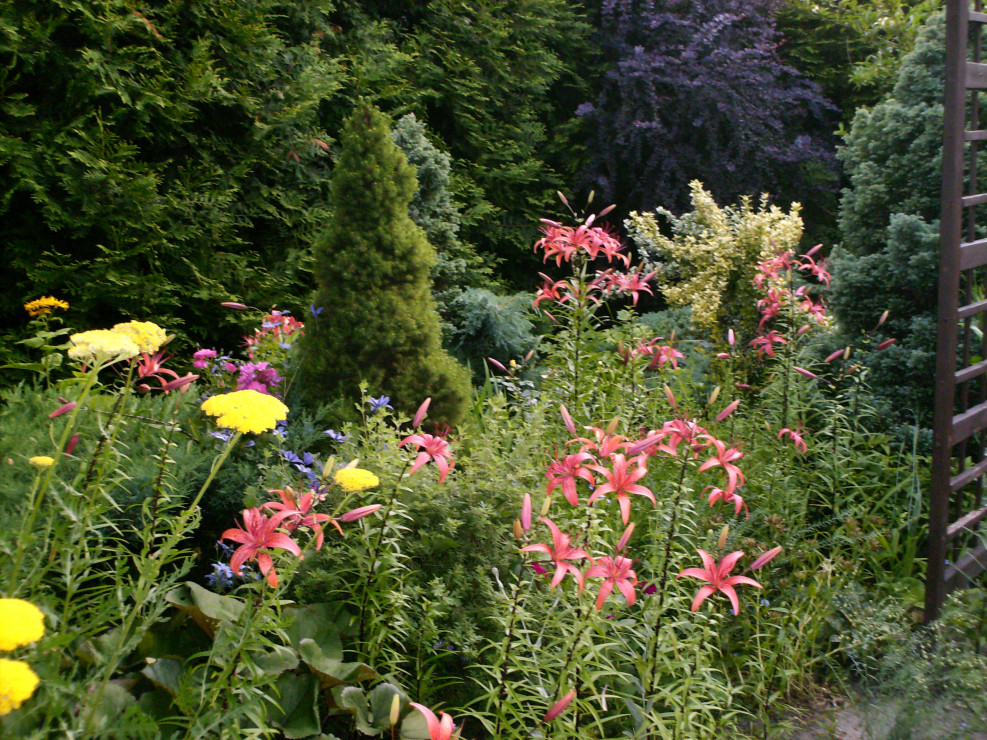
[
  {"xmin": 272, "ymin": 672, "xmax": 321, "ymax": 740},
  {"xmin": 298, "ymin": 638, "xmax": 377, "ymax": 689},
  {"xmin": 165, "ymin": 582, "xmax": 245, "ymax": 636},
  {"xmin": 255, "ymin": 643, "xmax": 300, "ymax": 676},
  {"xmin": 332, "ymin": 683, "xmax": 410, "ymax": 737},
  {"xmin": 140, "ymin": 657, "xmax": 184, "ymax": 697},
  {"xmin": 283, "ymin": 603, "xmax": 344, "ymax": 659},
  {"xmin": 399, "ymin": 707, "xmax": 431, "ymax": 740}
]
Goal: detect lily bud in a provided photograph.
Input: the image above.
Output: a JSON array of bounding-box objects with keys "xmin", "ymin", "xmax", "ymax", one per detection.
[
  {"xmin": 49, "ymin": 401, "xmax": 77, "ymax": 418},
  {"xmin": 716, "ymin": 400, "xmax": 740, "ymax": 422},
  {"xmin": 487, "ymin": 357, "xmax": 507, "ymax": 372},
  {"xmin": 544, "ymin": 690, "xmax": 576, "ymax": 722},
  {"xmin": 557, "ymin": 190, "xmax": 569, "ymax": 207},
  {"xmin": 824, "ymin": 349, "xmax": 845, "ymax": 363},
  {"xmin": 65, "ymin": 434, "xmax": 80, "ymax": 456},
  {"xmin": 560, "ymin": 405, "xmax": 577, "ymax": 436},
  {"xmin": 413, "ymin": 397, "xmax": 431, "ymax": 428},
  {"xmin": 715, "ymin": 352, "xmax": 731, "ymax": 359},
  {"xmin": 220, "ymin": 301, "xmax": 247, "ymax": 310},
  {"xmin": 605, "ymin": 417, "xmax": 620, "ymax": 436},
  {"xmin": 718, "ymin": 524, "xmax": 730, "ymax": 551},
  {"xmin": 793, "ymin": 367, "xmax": 819, "ymax": 380},
  {"xmin": 598, "ymin": 203, "xmax": 617, "ymax": 218},
  {"xmin": 513, "ymin": 520, "xmax": 524, "ymax": 540},
  {"xmin": 389, "ymin": 694, "xmax": 402, "ymax": 726},
  {"xmin": 877, "ymin": 309, "xmax": 890, "ymax": 327},
  {"xmin": 664, "ymin": 385, "xmax": 677, "ymax": 409},
  {"xmin": 340, "ymin": 504, "xmax": 382, "ymax": 522},
  {"xmin": 707, "ymin": 385, "xmax": 720, "ymax": 407},
  {"xmin": 727, "ymin": 328, "xmax": 735, "ymax": 347},
  {"xmin": 521, "ymin": 493, "xmax": 532, "ymax": 531},
  {"xmin": 876, "ymin": 338, "xmax": 896, "ymax": 351},
  {"xmin": 616, "ymin": 522, "xmax": 635, "ymax": 552},
  {"xmin": 540, "ymin": 496, "xmax": 552, "ymax": 517},
  {"xmin": 750, "ymin": 546, "xmax": 783, "ymax": 571}
]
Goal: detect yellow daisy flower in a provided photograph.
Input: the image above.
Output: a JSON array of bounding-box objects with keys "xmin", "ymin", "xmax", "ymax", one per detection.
[
  {"xmin": 67, "ymin": 329, "xmax": 140, "ymax": 363},
  {"xmin": 0, "ymin": 659, "xmax": 40, "ymax": 716},
  {"xmin": 334, "ymin": 468, "xmax": 380, "ymax": 492},
  {"xmin": 110, "ymin": 321, "xmax": 168, "ymax": 354},
  {"xmin": 23, "ymin": 296, "xmax": 69, "ymax": 318},
  {"xmin": 200, "ymin": 390, "xmax": 289, "ymax": 434},
  {"xmin": 27, "ymin": 456, "xmax": 54, "ymax": 470},
  {"xmin": 0, "ymin": 600, "xmax": 45, "ymax": 651}
]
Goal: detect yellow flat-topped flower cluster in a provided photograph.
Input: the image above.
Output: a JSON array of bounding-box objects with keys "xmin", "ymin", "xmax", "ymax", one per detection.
[
  {"xmin": 23, "ymin": 296, "xmax": 69, "ymax": 318},
  {"xmin": 0, "ymin": 599, "xmax": 44, "ymax": 717},
  {"xmin": 201, "ymin": 390, "xmax": 288, "ymax": 434},
  {"xmin": 110, "ymin": 321, "xmax": 167, "ymax": 354},
  {"xmin": 66, "ymin": 320, "xmax": 167, "ymax": 363},
  {"xmin": 28, "ymin": 456, "xmax": 54, "ymax": 470},
  {"xmin": 334, "ymin": 468, "xmax": 380, "ymax": 492}
]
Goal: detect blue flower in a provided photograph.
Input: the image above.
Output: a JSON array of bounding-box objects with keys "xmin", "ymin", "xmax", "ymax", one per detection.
[
  {"xmin": 760, "ymin": 599, "xmax": 770, "ymax": 607},
  {"xmin": 310, "ymin": 305, "xmax": 324, "ymax": 317},
  {"xmin": 216, "ymin": 540, "xmax": 234, "ymax": 558},
  {"xmin": 367, "ymin": 395, "xmax": 392, "ymax": 413},
  {"xmin": 209, "ymin": 429, "xmax": 234, "ymax": 442},
  {"xmin": 206, "ymin": 562, "xmax": 235, "ymax": 591},
  {"xmin": 273, "ymin": 420, "xmax": 289, "ymax": 438},
  {"xmin": 324, "ymin": 428, "xmax": 348, "ymax": 442}
]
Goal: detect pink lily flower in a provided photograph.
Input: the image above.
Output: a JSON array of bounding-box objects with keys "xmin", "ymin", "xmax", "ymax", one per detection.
[
  {"xmin": 261, "ymin": 487, "xmax": 339, "ymax": 549},
  {"xmin": 399, "ymin": 432, "xmax": 454, "ymax": 482},
  {"xmin": 705, "ymin": 486, "xmax": 749, "ymax": 518},
  {"xmin": 409, "ymin": 703, "xmax": 459, "ymax": 740},
  {"xmin": 677, "ymin": 549, "xmax": 762, "ymax": 615},
  {"xmin": 544, "ymin": 690, "xmax": 577, "ymax": 722},
  {"xmin": 221, "ymin": 508, "xmax": 302, "ymax": 587},
  {"xmin": 587, "ymin": 453, "xmax": 656, "ymax": 524},
  {"xmin": 750, "ymin": 330, "xmax": 788, "ymax": 359},
  {"xmin": 570, "ymin": 426, "xmax": 628, "ymax": 458},
  {"xmin": 656, "ymin": 419, "xmax": 710, "ymax": 458},
  {"xmin": 585, "ymin": 555, "xmax": 638, "ymax": 611},
  {"xmin": 545, "ymin": 451, "xmax": 597, "ymax": 506},
  {"xmin": 520, "ymin": 517, "xmax": 591, "ymax": 590},
  {"xmin": 612, "ymin": 268, "xmax": 656, "ymax": 305},
  {"xmin": 697, "ymin": 438, "xmax": 745, "ymax": 493},
  {"xmin": 778, "ymin": 426, "xmax": 808, "ymax": 454}
]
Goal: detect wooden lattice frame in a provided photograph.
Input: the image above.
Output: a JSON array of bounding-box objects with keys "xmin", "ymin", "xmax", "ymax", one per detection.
[{"xmin": 928, "ymin": 0, "xmax": 987, "ymax": 621}]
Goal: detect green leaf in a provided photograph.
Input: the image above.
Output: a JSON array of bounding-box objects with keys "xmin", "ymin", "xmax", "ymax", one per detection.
[
  {"xmin": 255, "ymin": 643, "xmax": 300, "ymax": 675},
  {"xmin": 273, "ymin": 672, "xmax": 321, "ymax": 739},
  {"xmin": 165, "ymin": 582, "xmax": 245, "ymax": 636},
  {"xmin": 140, "ymin": 658, "xmax": 184, "ymax": 697},
  {"xmin": 298, "ymin": 638, "xmax": 377, "ymax": 688},
  {"xmin": 399, "ymin": 707, "xmax": 431, "ymax": 740},
  {"xmin": 284, "ymin": 603, "xmax": 344, "ymax": 659}
]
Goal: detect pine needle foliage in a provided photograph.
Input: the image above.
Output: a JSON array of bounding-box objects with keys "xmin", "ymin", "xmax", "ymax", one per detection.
[{"xmin": 298, "ymin": 103, "xmax": 470, "ymax": 427}]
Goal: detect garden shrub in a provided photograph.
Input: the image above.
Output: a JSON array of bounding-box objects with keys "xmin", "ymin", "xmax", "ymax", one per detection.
[{"xmin": 298, "ymin": 103, "xmax": 471, "ymax": 428}]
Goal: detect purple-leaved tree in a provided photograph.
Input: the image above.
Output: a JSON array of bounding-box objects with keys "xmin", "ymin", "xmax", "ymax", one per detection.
[{"xmin": 579, "ymin": 0, "xmax": 836, "ymax": 217}]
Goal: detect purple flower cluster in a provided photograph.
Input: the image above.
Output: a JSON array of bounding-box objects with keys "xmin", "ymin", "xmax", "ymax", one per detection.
[{"xmin": 236, "ymin": 361, "xmax": 282, "ymax": 395}]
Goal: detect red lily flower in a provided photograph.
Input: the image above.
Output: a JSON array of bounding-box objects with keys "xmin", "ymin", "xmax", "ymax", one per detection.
[
  {"xmin": 655, "ymin": 419, "xmax": 710, "ymax": 458},
  {"xmin": 750, "ymin": 330, "xmax": 788, "ymax": 359},
  {"xmin": 520, "ymin": 517, "xmax": 591, "ymax": 590},
  {"xmin": 221, "ymin": 508, "xmax": 302, "ymax": 587},
  {"xmin": 697, "ymin": 438, "xmax": 745, "ymax": 493},
  {"xmin": 545, "ymin": 451, "xmax": 596, "ymax": 506},
  {"xmin": 570, "ymin": 426, "xmax": 628, "ymax": 458},
  {"xmin": 587, "ymin": 453, "xmax": 656, "ymax": 524},
  {"xmin": 409, "ymin": 703, "xmax": 459, "ymax": 740},
  {"xmin": 612, "ymin": 268, "xmax": 656, "ymax": 305},
  {"xmin": 585, "ymin": 555, "xmax": 638, "ymax": 611},
  {"xmin": 705, "ymin": 486, "xmax": 749, "ymax": 518},
  {"xmin": 399, "ymin": 432, "xmax": 454, "ymax": 482},
  {"xmin": 261, "ymin": 487, "xmax": 339, "ymax": 549},
  {"xmin": 677, "ymin": 549, "xmax": 762, "ymax": 615}
]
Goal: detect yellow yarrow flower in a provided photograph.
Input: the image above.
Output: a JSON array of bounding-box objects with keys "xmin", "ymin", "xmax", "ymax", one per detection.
[
  {"xmin": 110, "ymin": 321, "xmax": 167, "ymax": 354},
  {"xmin": 201, "ymin": 390, "xmax": 288, "ymax": 434},
  {"xmin": 0, "ymin": 659, "xmax": 40, "ymax": 716},
  {"xmin": 0, "ymin": 600, "xmax": 45, "ymax": 651},
  {"xmin": 27, "ymin": 456, "xmax": 54, "ymax": 470},
  {"xmin": 23, "ymin": 296, "xmax": 69, "ymax": 318},
  {"xmin": 67, "ymin": 329, "xmax": 140, "ymax": 363},
  {"xmin": 334, "ymin": 468, "xmax": 380, "ymax": 492}
]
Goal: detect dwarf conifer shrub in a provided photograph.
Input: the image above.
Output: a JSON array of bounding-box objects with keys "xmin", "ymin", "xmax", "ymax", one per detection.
[{"xmin": 298, "ymin": 104, "xmax": 470, "ymax": 427}]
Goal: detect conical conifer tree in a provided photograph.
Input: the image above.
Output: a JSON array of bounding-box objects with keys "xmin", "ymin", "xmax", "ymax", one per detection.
[{"xmin": 299, "ymin": 104, "xmax": 470, "ymax": 427}]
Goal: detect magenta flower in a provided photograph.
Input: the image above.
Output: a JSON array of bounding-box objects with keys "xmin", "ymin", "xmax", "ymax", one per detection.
[
  {"xmin": 677, "ymin": 549, "xmax": 762, "ymax": 615},
  {"xmin": 520, "ymin": 517, "xmax": 591, "ymax": 590},
  {"xmin": 587, "ymin": 454, "xmax": 656, "ymax": 524},
  {"xmin": 750, "ymin": 331, "xmax": 788, "ymax": 359},
  {"xmin": 236, "ymin": 361, "xmax": 282, "ymax": 394},
  {"xmin": 399, "ymin": 432, "xmax": 454, "ymax": 482},
  {"xmin": 193, "ymin": 348, "xmax": 217, "ymax": 368},
  {"xmin": 221, "ymin": 508, "xmax": 302, "ymax": 587},
  {"xmin": 585, "ymin": 555, "xmax": 638, "ymax": 611},
  {"xmin": 545, "ymin": 451, "xmax": 596, "ymax": 506}
]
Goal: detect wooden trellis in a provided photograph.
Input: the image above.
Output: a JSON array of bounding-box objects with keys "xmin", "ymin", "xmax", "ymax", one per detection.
[{"xmin": 928, "ymin": 0, "xmax": 987, "ymax": 621}]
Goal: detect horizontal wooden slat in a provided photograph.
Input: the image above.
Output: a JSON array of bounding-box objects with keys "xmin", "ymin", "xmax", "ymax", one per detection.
[
  {"xmin": 958, "ymin": 298, "xmax": 987, "ymax": 319},
  {"xmin": 971, "ymin": 10, "xmax": 987, "ymax": 23},
  {"xmin": 952, "ymin": 398, "xmax": 987, "ymax": 443},
  {"xmin": 966, "ymin": 129, "xmax": 987, "ymax": 141},
  {"xmin": 968, "ymin": 61, "xmax": 987, "ymax": 89},
  {"xmin": 955, "ymin": 357, "xmax": 987, "ymax": 385},
  {"xmin": 962, "ymin": 192, "xmax": 987, "ymax": 207},
  {"xmin": 950, "ymin": 456, "xmax": 987, "ymax": 492},
  {"xmin": 944, "ymin": 541, "xmax": 987, "ymax": 593},
  {"xmin": 947, "ymin": 503, "xmax": 987, "ymax": 540},
  {"xmin": 960, "ymin": 237, "xmax": 987, "ymax": 269}
]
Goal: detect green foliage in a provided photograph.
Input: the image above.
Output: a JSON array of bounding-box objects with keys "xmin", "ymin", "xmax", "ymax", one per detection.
[
  {"xmin": 444, "ymin": 289, "xmax": 539, "ymax": 376},
  {"xmin": 0, "ymin": 0, "xmax": 343, "ymax": 353},
  {"xmin": 828, "ymin": 11, "xmax": 946, "ymax": 423},
  {"xmin": 298, "ymin": 104, "xmax": 470, "ymax": 428},
  {"xmin": 628, "ymin": 181, "xmax": 806, "ymax": 339}
]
